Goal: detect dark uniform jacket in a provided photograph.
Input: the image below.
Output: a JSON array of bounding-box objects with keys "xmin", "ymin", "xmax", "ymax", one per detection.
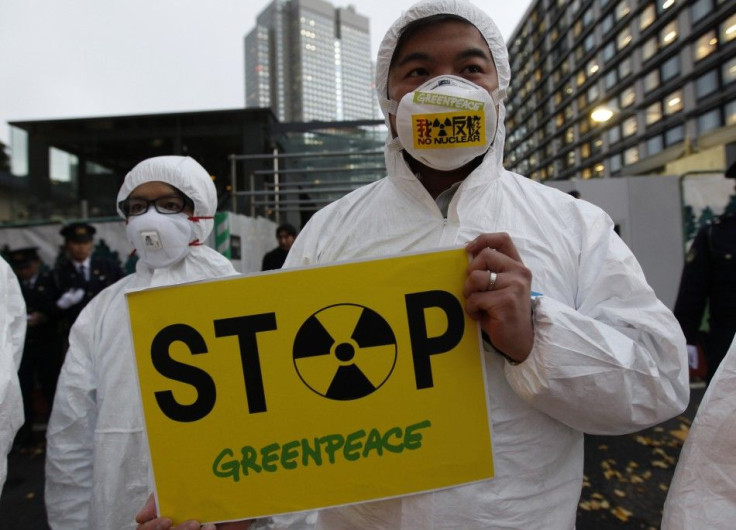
[
  {"xmin": 262, "ymin": 247, "xmax": 289, "ymax": 271},
  {"xmin": 20, "ymin": 269, "xmax": 61, "ymax": 348},
  {"xmin": 53, "ymin": 256, "xmax": 124, "ymax": 330},
  {"xmin": 674, "ymin": 213, "xmax": 736, "ymax": 379}
]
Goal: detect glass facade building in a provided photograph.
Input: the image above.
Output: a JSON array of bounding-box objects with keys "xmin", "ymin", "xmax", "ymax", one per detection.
[
  {"xmin": 503, "ymin": 0, "xmax": 736, "ymax": 180},
  {"xmin": 245, "ymin": 0, "xmax": 374, "ymax": 122}
]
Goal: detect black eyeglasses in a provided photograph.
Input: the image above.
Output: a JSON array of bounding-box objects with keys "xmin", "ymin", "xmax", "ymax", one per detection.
[{"xmin": 118, "ymin": 195, "xmax": 193, "ymax": 217}]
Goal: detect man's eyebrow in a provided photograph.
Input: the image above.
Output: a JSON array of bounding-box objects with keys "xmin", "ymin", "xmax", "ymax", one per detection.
[
  {"xmin": 394, "ymin": 47, "xmax": 492, "ymax": 68},
  {"xmin": 458, "ymin": 47, "xmax": 493, "ymax": 61},
  {"xmin": 394, "ymin": 51, "xmax": 431, "ymax": 68}
]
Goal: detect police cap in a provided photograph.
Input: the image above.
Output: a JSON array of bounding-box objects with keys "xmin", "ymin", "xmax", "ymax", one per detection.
[
  {"xmin": 60, "ymin": 222, "xmax": 96, "ymax": 243},
  {"xmin": 8, "ymin": 247, "xmax": 40, "ymax": 269}
]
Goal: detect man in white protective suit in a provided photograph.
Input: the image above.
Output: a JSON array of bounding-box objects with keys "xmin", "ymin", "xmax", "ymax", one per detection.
[
  {"xmin": 136, "ymin": 1, "xmax": 689, "ymax": 528},
  {"xmin": 0, "ymin": 254, "xmax": 26, "ymax": 492},
  {"xmin": 45, "ymin": 156, "xmax": 238, "ymax": 530},
  {"xmin": 661, "ymin": 336, "xmax": 736, "ymax": 529}
]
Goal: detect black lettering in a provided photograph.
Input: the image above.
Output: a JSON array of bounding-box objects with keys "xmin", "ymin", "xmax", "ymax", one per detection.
[
  {"xmin": 214, "ymin": 314, "xmax": 277, "ymax": 414},
  {"xmin": 151, "ymin": 324, "xmax": 215, "ymax": 422},
  {"xmin": 405, "ymin": 290, "xmax": 465, "ymax": 389}
]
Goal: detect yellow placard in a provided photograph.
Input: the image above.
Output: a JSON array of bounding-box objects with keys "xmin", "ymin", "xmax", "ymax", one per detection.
[{"xmin": 127, "ymin": 248, "xmax": 493, "ymax": 524}]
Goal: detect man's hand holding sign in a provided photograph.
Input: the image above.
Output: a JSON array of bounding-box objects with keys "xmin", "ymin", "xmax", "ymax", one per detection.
[
  {"xmin": 465, "ymin": 233, "xmax": 534, "ymax": 364},
  {"xmin": 129, "ymin": 248, "xmax": 493, "ymax": 527}
]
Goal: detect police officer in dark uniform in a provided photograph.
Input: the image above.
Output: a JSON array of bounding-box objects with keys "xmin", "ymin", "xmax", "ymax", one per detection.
[
  {"xmin": 674, "ymin": 162, "xmax": 736, "ymax": 382},
  {"xmin": 8, "ymin": 247, "xmax": 62, "ymax": 446},
  {"xmin": 53, "ymin": 223, "xmax": 124, "ymax": 343}
]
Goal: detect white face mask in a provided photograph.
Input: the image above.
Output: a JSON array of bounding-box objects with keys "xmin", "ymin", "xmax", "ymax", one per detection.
[
  {"xmin": 126, "ymin": 210, "xmax": 194, "ymax": 269},
  {"xmin": 393, "ymin": 75, "xmax": 501, "ymax": 171}
]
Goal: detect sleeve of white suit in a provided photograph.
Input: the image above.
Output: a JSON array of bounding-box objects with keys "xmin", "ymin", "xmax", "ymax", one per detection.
[
  {"xmin": 661, "ymin": 337, "xmax": 736, "ymax": 529},
  {"xmin": 45, "ymin": 308, "xmax": 99, "ymax": 529},
  {"xmin": 0, "ymin": 256, "xmax": 26, "ymax": 492},
  {"xmin": 504, "ymin": 208, "xmax": 689, "ymax": 435}
]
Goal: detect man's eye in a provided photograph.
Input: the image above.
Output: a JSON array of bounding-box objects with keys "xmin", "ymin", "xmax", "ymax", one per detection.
[
  {"xmin": 129, "ymin": 202, "xmax": 146, "ymax": 214},
  {"xmin": 159, "ymin": 199, "xmax": 183, "ymax": 211},
  {"xmin": 407, "ymin": 67, "xmax": 429, "ymax": 77}
]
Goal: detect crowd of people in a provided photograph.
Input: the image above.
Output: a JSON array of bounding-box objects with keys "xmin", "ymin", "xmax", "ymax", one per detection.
[{"xmin": 0, "ymin": 0, "xmax": 734, "ymax": 528}]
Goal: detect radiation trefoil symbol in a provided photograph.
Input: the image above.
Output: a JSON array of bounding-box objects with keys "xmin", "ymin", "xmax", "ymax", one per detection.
[{"xmin": 292, "ymin": 303, "xmax": 397, "ymax": 400}]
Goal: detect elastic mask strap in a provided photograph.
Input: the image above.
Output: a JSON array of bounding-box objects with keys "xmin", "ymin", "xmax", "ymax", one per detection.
[
  {"xmin": 189, "ymin": 239, "xmax": 202, "ymax": 247},
  {"xmin": 388, "ymin": 136, "xmax": 403, "ymax": 153},
  {"xmin": 187, "ymin": 215, "xmax": 214, "ymax": 222},
  {"xmin": 380, "ymin": 97, "xmax": 398, "ymax": 117}
]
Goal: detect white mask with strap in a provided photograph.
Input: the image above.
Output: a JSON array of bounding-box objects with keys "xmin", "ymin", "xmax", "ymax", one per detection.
[
  {"xmin": 126, "ymin": 210, "xmax": 196, "ymax": 269},
  {"xmin": 387, "ymin": 75, "xmax": 504, "ymax": 171}
]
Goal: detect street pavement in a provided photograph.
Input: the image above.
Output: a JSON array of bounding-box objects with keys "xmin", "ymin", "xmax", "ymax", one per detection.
[{"xmin": 0, "ymin": 384, "xmax": 705, "ymax": 529}]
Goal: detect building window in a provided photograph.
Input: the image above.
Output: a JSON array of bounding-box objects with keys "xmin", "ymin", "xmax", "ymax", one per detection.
[
  {"xmin": 640, "ymin": 4, "xmax": 656, "ymax": 30},
  {"xmin": 646, "ymin": 102, "xmax": 663, "ymax": 124},
  {"xmin": 642, "ymin": 37, "xmax": 658, "ymax": 61},
  {"xmin": 605, "ymin": 69, "xmax": 618, "ymax": 89},
  {"xmin": 624, "ymin": 146, "xmax": 639, "ymax": 165},
  {"xmin": 726, "ymin": 99, "xmax": 736, "ymax": 125},
  {"xmin": 565, "ymin": 127, "xmax": 575, "ymax": 144},
  {"xmin": 603, "ymin": 41, "xmax": 616, "ymax": 62},
  {"xmin": 665, "ymin": 125, "xmax": 684, "ymax": 146},
  {"xmin": 658, "ymin": 0, "xmax": 677, "ymax": 13},
  {"xmin": 576, "ymin": 70, "xmax": 587, "ymax": 87},
  {"xmin": 592, "ymin": 136, "xmax": 604, "ymax": 155},
  {"xmin": 610, "ymin": 153, "xmax": 623, "ymax": 173},
  {"xmin": 695, "ymin": 31, "xmax": 718, "ymax": 61},
  {"xmin": 588, "ymin": 83, "xmax": 600, "ymax": 103},
  {"xmin": 617, "ymin": 26, "xmax": 633, "ymax": 50},
  {"xmin": 587, "ymin": 59, "xmax": 600, "ymax": 76},
  {"xmin": 616, "ymin": 0, "xmax": 631, "ymax": 20},
  {"xmin": 622, "ymin": 116, "xmax": 637, "ymax": 137},
  {"xmin": 581, "ymin": 142, "xmax": 591, "ymax": 158},
  {"xmin": 723, "ymin": 57, "xmax": 736, "ymax": 85},
  {"xmin": 698, "ymin": 108, "xmax": 721, "ymax": 133},
  {"xmin": 608, "ymin": 125, "xmax": 621, "ymax": 144},
  {"xmin": 619, "ymin": 56, "xmax": 633, "ymax": 78},
  {"xmin": 620, "ymin": 86, "xmax": 636, "ymax": 108},
  {"xmin": 602, "ymin": 13, "xmax": 615, "ymax": 34},
  {"xmin": 660, "ymin": 20, "xmax": 678, "ymax": 47},
  {"xmin": 695, "ymin": 69, "xmax": 719, "ymax": 99},
  {"xmin": 644, "ymin": 69, "xmax": 660, "ymax": 92},
  {"xmin": 566, "ymin": 150, "xmax": 576, "ymax": 168},
  {"xmin": 691, "ymin": 0, "xmax": 711, "ymax": 23},
  {"xmin": 661, "ymin": 55, "xmax": 680, "ymax": 82},
  {"xmin": 665, "ymin": 90, "xmax": 684, "ymax": 114},
  {"xmin": 647, "ymin": 135, "xmax": 663, "ymax": 155},
  {"xmin": 721, "ymin": 13, "xmax": 736, "ymax": 43}
]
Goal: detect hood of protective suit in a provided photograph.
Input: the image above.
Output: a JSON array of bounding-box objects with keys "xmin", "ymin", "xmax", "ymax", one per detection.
[
  {"xmin": 376, "ymin": 0, "xmax": 510, "ymax": 173},
  {"xmin": 116, "ymin": 155, "xmax": 236, "ymax": 284}
]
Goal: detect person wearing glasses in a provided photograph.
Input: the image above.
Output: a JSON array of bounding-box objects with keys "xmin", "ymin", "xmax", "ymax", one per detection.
[{"xmin": 45, "ymin": 156, "xmax": 238, "ymax": 530}]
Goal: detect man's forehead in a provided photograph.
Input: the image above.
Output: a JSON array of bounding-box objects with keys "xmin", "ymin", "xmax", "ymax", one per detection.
[{"xmin": 391, "ymin": 19, "xmax": 492, "ymax": 66}]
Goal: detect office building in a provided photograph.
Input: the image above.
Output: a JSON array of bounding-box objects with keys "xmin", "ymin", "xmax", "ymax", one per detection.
[
  {"xmin": 503, "ymin": 0, "xmax": 736, "ymax": 180},
  {"xmin": 245, "ymin": 0, "xmax": 374, "ymax": 122}
]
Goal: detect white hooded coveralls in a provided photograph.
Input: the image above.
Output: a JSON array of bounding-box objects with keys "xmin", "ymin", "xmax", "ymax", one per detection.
[
  {"xmin": 45, "ymin": 156, "xmax": 238, "ymax": 530},
  {"xmin": 0, "ymin": 255, "xmax": 26, "ymax": 491},
  {"xmin": 661, "ymin": 336, "xmax": 736, "ymax": 529},
  {"xmin": 281, "ymin": 1, "xmax": 689, "ymax": 528}
]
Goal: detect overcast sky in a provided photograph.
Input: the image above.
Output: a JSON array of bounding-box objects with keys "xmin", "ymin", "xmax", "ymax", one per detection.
[{"xmin": 0, "ymin": 0, "xmax": 531, "ymax": 145}]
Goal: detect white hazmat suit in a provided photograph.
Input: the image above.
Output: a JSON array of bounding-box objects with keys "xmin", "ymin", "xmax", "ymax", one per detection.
[
  {"xmin": 45, "ymin": 156, "xmax": 238, "ymax": 530},
  {"xmin": 282, "ymin": 0, "xmax": 690, "ymax": 528},
  {"xmin": 661, "ymin": 336, "xmax": 736, "ymax": 529},
  {"xmin": 0, "ymin": 254, "xmax": 26, "ymax": 491}
]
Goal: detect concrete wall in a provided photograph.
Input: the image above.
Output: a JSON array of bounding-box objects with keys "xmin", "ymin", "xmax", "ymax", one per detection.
[{"xmin": 547, "ymin": 176, "xmax": 684, "ymax": 310}]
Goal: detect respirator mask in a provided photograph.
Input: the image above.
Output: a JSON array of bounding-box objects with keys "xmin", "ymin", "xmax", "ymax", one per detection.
[
  {"xmin": 391, "ymin": 75, "xmax": 502, "ymax": 171},
  {"xmin": 126, "ymin": 210, "xmax": 195, "ymax": 269}
]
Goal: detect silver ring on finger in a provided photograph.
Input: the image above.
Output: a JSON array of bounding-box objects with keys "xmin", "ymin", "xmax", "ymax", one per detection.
[{"xmin": 487, "ymin": 270, "xmax": 498, "ymax": 291}]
